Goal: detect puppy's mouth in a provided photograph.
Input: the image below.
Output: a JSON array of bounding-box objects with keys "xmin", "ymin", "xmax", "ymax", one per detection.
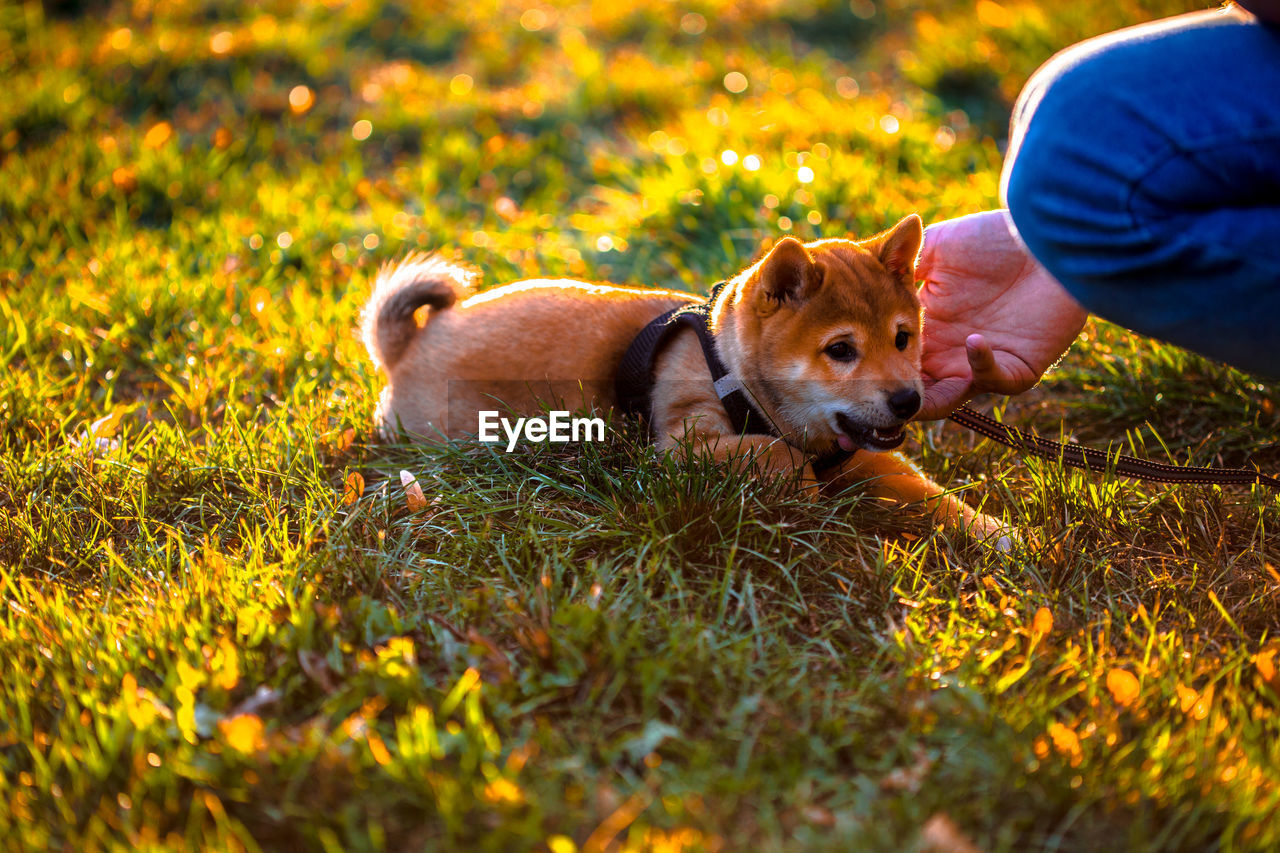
[{"xmin": 834, "ymin": 412, "xmax": 906, "ymax": 453}]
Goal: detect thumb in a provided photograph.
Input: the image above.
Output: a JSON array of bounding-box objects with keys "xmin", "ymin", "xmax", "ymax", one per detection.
[
  {"xmin": 966, "ymin": 334, "xmax": 1034, "ymax": 395},
  {"xmin": 965, "ymin": 334, "xmax": 999, "ymax": 382}
]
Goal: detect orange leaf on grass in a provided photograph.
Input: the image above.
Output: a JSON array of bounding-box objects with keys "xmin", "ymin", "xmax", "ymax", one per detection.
[
  {"xmin": 1047, "ymin": 721, "xmax": 1080, "ymax": 758},
  {"xmin": 219, "ymin": 713, "xmax": 264, "ymax": 753},
  {"xmin": 343, "ymin": 471, "xmax": 364, "ymax": 505},
  {"xmin": 494, "ymin": 196, "xmax": 520, "ymax": 222},
  {"xmin": 211, "ymin": 634, "xmax": 240, "ymax": 691},
  {"xmin": 111, "ymin": 166, "xmax": 138, "ymax": 192},
  {"xmin": 247, "ymin": 286, "xmax": 273, "ymax": 321},
  {"xmin": 1107, "ymin": 668, "xmax": 1141, "ymax": 707},
  {"xmin": 400, "ymin": 470, "xmax": 427, "ymax": 511},
  {"xmin": 1031, "ymin": 607, "xmax": 1053, "ymax": 638},
  {"xmin": 367, "ymin": 731, "xmax": 392, "ymax": 766},
  {"xmin": 1177, "ymin": 683, "xmax": 1213, "ymax": 720},
  {"xmin": 143, "ymin": 121, "xmax": 173, "ymax": 149},
  {"xmin": 1257, "ymin": 646, "xmax": 1278, "ymax": 686},
  {"xmin": 920, "ymin": 812, "xmax": 983, "ymax": 853}
]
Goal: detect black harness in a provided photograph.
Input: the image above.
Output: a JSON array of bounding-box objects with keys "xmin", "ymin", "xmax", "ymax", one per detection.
[{"xmin": 615, "ymin": 281, "xmax": 857, "ymax": 475}]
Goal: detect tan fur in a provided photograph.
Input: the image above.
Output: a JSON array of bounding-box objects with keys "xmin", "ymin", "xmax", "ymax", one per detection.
[{"xmin": 363, "ymin": 217, "xmax": 1012, "ymax": 541}]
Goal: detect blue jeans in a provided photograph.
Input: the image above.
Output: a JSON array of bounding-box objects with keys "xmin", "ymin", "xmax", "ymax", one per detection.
[{"xmin": 1002, "ymin": 10, "xmax": 1280, "ymax": 377}]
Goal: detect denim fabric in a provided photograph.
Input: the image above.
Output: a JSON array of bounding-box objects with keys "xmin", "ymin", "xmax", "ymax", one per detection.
[{"xmin": 1002, "ymin": 11, "xmax": 1280, "ymax": 377}]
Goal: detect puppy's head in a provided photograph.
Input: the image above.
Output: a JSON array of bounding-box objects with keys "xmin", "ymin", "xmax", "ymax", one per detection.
[{"xmin": 731, "ymin": 214, "xmax": 925, "ymax": 454}]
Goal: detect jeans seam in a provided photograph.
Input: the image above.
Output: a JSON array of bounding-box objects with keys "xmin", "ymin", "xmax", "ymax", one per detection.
[
  {"xmin": 1119, "ymin": 128, "xmax": 1280, "ymax": 266},
  {"xmin": 1122, "ymin": 127, "xmax": 1280, "ymax": 222}
]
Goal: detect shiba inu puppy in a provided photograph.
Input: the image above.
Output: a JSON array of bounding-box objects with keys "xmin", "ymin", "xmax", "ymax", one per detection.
[{"xmin": 362, "ymin": 215, "xmax": 1010, "ymax": 540}]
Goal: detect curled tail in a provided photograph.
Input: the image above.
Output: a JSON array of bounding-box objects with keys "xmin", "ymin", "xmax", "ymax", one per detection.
[{"xmin": 361, "ymin": 253, "xmax": 477, "ymax": 370}]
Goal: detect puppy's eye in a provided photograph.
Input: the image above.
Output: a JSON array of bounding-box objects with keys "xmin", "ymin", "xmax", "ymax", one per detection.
[
  {"xmin": 895, "ymin": 330, "xmax": 910, "ymax": 351},
  {"xmin": 824, "ymin": 342, "xmax": 857, "ymax": 362}
]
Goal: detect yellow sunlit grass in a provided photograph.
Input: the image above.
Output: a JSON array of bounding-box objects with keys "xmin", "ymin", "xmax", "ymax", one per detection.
[{"xmin": 5, "ymin": 0, "xmax": 1269, "ymax": 848}]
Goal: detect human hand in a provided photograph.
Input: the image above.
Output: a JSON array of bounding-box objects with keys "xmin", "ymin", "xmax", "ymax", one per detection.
[{"xmin": 915, "ymin": 210, "xmax": 1088, "ymax": 420}]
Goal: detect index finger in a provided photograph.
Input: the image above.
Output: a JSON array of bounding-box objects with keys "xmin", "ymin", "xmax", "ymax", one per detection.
[{"xmin": 916, "ymin": 375, "xmax": 972, "ymax": 421}]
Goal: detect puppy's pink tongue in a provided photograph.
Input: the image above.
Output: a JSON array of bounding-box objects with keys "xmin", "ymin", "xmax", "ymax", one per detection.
[{"xmin": 837, "ymin": 434, "xmax": 856, "ymax": 452}]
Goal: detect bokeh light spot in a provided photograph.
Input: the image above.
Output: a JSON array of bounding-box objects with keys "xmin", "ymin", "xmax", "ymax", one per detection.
[
  {"xmin": 520, "ymin": 8, "xmax": 548, "ymax": 31},
  {"xmin": 210, "ymin": 31, "xmax": 233, "ymax": 55},
  {"xmin": 109, "ymin": 28, "xmax": 132, "ymax": 51},
  {"xmin": 288, "ymin": 85, "xmax": 314, "ymax": 114},
  {"xmin": 681, "ymin": 13, "xmax": 707, "ymax": 35},
  {"xmin": 143, "ymin": 122, "xmax": 172, "ymax": 149}
]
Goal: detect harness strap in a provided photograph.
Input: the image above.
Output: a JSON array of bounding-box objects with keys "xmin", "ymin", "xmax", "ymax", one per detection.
[
  {"xmin": 616, "ymin": 282, "xmax": 857, "ymax": 476},
  {"xmin": 616, "ymin": 282, "xmax": 760, "ymax": 435}
]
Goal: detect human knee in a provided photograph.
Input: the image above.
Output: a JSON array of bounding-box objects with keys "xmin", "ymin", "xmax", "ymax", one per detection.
[{"xmin": 1003, "ymin": 36, "xmax": 1170, "ymax": 275}]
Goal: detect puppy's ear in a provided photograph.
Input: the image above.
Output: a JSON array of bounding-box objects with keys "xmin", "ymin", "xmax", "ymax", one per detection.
[
  {"xmin": 754, "ymin": 236, "xmax": 818, "ymax": 311},
  {"xmin": 870, "ymin": 214, "xmax": 924, "ymax": 282}
]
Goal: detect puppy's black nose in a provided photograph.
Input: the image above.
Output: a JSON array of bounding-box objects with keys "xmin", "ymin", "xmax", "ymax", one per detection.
[{"xmin": 887, "ymin": 388, "xmax": 921, "ymax": 420}]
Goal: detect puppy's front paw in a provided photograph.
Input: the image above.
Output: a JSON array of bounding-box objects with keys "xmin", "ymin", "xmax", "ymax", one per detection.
[{"xmin": 967, "ymin": 512, "xmax": 1023, "ymax": 552}]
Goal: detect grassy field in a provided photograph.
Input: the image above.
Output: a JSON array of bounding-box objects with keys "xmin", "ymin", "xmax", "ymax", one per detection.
[{"xmin": 5, "ymin": 0, "xmax": 1280, "ymax": 849}]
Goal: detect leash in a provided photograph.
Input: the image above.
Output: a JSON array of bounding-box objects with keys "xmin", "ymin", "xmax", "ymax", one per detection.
[
  {"xmin": 947, "ymin": 404, "xmax": 1280, "ymax": 489},
  {"xmin": 617, "ymin": 285, "xmax": 1279, "ymax": 488}
]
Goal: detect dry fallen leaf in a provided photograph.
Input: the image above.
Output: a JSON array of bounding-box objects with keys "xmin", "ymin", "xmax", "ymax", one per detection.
[
  {"xmin": 343, "ymin": 471, "xmax": 364, "ymax": 505},
  {"xmin": 1107, "ymin": 668, "xmax": 1141, "ymax": 708},
  {"xmin": 920, "ymin": 813, "xmax": 983, "ymax": 853},
  {"xmin": 143, "ymin": 121, "xmax": 173, "ymax": 149},
  {"xmin": 1256, "ymin": 645, "xmax": 1278, "ymax": 688},
  {"xmin": 1176, "ymin": 683, "xmax": 1213, "ymax": 721},
  {"xmin": 1047, "ymin": 721, "xmax": 1081, "ymax": 760},
  {"xmin": 400, "ymin": 470, "xmax": 427, "ymax": 511},
  {"xmin": 111, "ymin": 165, "xmax": 138, "ymax": 193},
  {"xmin": 881, "ymin": 747, "xmax": 933, "ymax": 792},
  {"xmin": 228, "ymin": 685, "xmax": 281, "ymax": 718},
  {"xmin": 1032, "ymin": 607, "xmax": 1053, "ymax": 639},
  {"xmin": 367, "ymin": 731, "xmax": 393, "ymax": 766},
  {"xmin": 1176, "ymin": 683, "xmax": 1197, "ymax": 713},
  {"xmin": 73, "ymin": 411, "xmax": 125, "ymax": 456},
  {"xmin": 800, "ymin": 804, "xmax": 835, "ymax": 827},
  {"xmin": 219, "ymin": 713, "xmax": 264, "ymax": 753},
  {"xmin": 494, "ymin": 196, "xmax": 520, "ymax": 222},
  {"xmin": 299, "ymin": 649, "xmax": 338, "ymax": 693}
]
